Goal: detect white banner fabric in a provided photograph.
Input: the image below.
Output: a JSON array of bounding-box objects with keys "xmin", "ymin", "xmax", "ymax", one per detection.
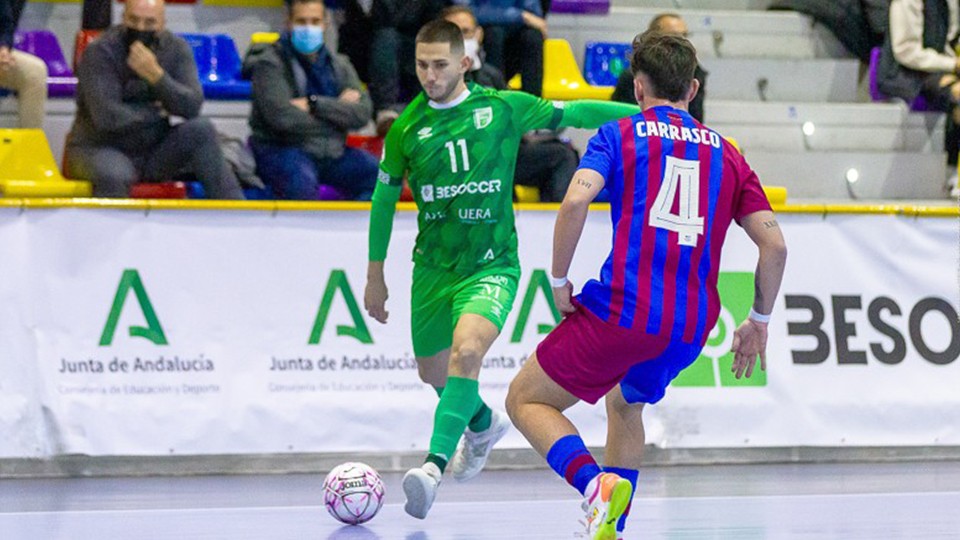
[{"xmin": 0, "ymin": 207, "xmax": 957, "ymax": 457}]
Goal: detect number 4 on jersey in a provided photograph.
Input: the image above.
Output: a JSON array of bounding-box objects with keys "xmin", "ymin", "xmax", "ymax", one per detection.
[{"xmin": 648, "ymin": 156, "xmax": 704, "ymax": 247}]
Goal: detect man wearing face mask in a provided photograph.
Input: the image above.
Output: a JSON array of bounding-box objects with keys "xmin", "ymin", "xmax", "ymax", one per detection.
[
  {"xmin": 243, "ymin": 0, "xmax": 377, "ymax": 200},
  {"xmin": 64, "ymin": 0, "xmax": 244, "ymax": 199}
]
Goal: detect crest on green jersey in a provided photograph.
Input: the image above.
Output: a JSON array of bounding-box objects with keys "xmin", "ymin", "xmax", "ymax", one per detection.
[{"xmin": 473, "ymin": 107, "xmax": 493, "ymax": 129}]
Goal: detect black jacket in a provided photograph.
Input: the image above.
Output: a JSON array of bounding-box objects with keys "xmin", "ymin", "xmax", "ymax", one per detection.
[
  {"xmin": 877, "ymin": 0, "xmax": 951, "ymax": 101},
  {"xmin": 769, "ymin": 0, "xmax": 888, "ymax": 62},
  {"xmin": 242, "ymin": 42, "xmax": 372, "ymax": 160}
]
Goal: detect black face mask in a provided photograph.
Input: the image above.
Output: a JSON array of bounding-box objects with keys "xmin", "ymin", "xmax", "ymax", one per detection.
[{"xmin": 124, "ymin": 28, "xmax": 159, "ymax": 51}]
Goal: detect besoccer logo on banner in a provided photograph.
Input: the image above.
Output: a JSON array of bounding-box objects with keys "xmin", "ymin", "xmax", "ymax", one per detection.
[{"xmin": 672, "ymin": 272, "xmax": 767, "ymax": 388}]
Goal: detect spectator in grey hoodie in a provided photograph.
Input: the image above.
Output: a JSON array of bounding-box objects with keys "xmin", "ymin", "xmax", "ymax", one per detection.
[
  {"xmin": 64, "ymin": 0, "xmax": 244, "ymax": 199},
  {"xmin": 244, "ymin": 0, "xmax": 376, "ymax": 200}
]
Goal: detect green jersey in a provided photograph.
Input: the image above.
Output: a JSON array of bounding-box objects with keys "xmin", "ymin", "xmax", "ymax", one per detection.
[{"xmin": 374, "ymin": 84, "xmax": 638, "ymax": 274}]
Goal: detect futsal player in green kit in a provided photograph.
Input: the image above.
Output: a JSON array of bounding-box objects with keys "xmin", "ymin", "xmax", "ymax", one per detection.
[{"xmin": 363, "ymin": 19, "xmax": 638, "ymax": 519}]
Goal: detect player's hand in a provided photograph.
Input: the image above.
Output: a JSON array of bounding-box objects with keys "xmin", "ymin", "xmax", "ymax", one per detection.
[
  {"xmin": 339, "ymin": 89, "xmax": 361, "ymax": 103},
  {"xmin": 290, "ymin": 97, "xmax": 310, "ymax": 112},
  {"xmin": 0, "ymin": 47, "xmax": 15, "ymax": 71},
  {"xmin": 364, "ymin": 277, "xmax": 389, "ymax": 324},
  {"xmin": 127, "ymin": 41, "xmax": 165, "ymax": 85},
  {"xmin": 552, "ymin": 281, "xmax": 575, "ymax": 315},
  {"xmin": 730, "ymin": 319, "xmax": 768, "ymax": 379}
]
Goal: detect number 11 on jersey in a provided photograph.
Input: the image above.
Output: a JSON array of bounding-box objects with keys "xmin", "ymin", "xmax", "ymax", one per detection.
[{"xmin": 445, "ymin": 139, "xmax": 470, "ymax": 173}]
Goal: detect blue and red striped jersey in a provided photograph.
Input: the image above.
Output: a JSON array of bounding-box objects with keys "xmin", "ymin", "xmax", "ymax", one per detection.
[{"xmin": 576, "ymin": 105, "xmax": 771, "ymax": 346}]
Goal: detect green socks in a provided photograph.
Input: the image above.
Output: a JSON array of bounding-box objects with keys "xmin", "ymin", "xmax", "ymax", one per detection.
[
  {"xmin": 428, "ymin": 377, "xmax": 480, "ymax": 472},
  {"xmin": 433, "ymin": 384, "xmax": 493, "ymax": 433}
]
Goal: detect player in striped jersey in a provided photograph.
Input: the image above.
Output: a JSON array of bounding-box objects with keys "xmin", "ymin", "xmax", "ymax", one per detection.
[{"xmin": 506, "ymin": 31, "xmax": 787, "ymax": 539}]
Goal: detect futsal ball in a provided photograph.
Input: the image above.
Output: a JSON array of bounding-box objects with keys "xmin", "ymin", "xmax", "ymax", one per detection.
[{"xmin": 322, "ymin": 462, "xmax": 385, "ymax": 525}]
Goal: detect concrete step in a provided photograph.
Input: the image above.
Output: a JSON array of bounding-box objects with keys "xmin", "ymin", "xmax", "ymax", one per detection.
[
  {"xmin": 745, "ymin": 151, "xmax": 948, "ymax": 200},
  {"xmin": 551, "ymin": 8, "xmax": 851, "ymax": 65},
  {"xmin": 706, "ymin": 101, "xmax": 946, "ymax": 153},
  {"xmin": 612, "ymin": 0, "xmax": 774, "ymax": 9},
  {"xmin": 701, "ymin": 58, "xmax": 860, "ymax": 103}
]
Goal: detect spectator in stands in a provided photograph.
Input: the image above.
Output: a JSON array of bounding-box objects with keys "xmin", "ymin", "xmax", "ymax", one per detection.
[
  {"xmin": 451, "ymin": 0, "xmax": 546, "ymax": 97},
  {"xmin": 769, "ymin": 0, "xmax": 888, "ymax": 63},
  {"xmin": 878, "ymin": 0, "xmax": 959, "ymax": 194},
  {"xmin": 336, "ymin": 0, "xmax": 444, "ymax": 133},
  {"xmin": 244, "ymin": 0, "xmax": 376, "ymax": 200},
  {"xmin": 444, "ymin": 5, "xmax": 578, "ymax": 202},
  {"xmin": 65, "ymin": 0, "xmax": 243, "ymax": 199},
  {"xmin": 613, "ymin": 13, "xmax": 707, "ymax": 122},
  {"xmin": 0, "ymin": 0, "xmax": 47, "ymax": 128}
]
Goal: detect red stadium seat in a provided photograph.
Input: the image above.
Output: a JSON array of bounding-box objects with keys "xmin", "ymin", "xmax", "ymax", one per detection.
[
  {"xmin": 129, "ymin": 182, "xmax": 189, "ymax": 199},
  {"xmin": 73, "ymin": 29, "xmax": 102, "ymax": 72},
  {"xmin": 346, "ymin": 134, "xmax": 384, "ymax": 158}
]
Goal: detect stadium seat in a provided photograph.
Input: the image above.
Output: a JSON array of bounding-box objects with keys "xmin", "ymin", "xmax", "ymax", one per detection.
[
  {"xmin": 179, "ymin": 33, "xmax": 252, "ymax": 100},
  {"xmin": 130, "ymin": 182, "xmax": 189, "ymax": 199},
  {"xmin": 73, "ymin": 29, "xmax": 102, "ymax": 71},
  {"xmin": 541, "ymin": 39, "xmax": 614, "ymax": 101},
  {"xmin": 550, "ymin": 0, "xmax": 609, "ymax": 15},
  {"xmin": 0, "ymin": 129, "xmax": 92, "ymax": 197},
  {"xmin": 250, "ymin": 32, "xmax": 280, "ymax": 45},
  {"xmin": 583, "ymin": 42, "xmax": 631, "ymax": 87},
  {"xmin": 514, "ymin": 185, "xmax": 541, "ymax": 202},
  {"xmin": 12, "ymin": 30, "xmax": 77, "ymax": 97},
  {"xmin": 346, "ymin": 134, "xmax": 384, "ymax": 158},
  {"xmin": 763, "ymin": 186, "xmax": 787, "ymax": 205},
  {"xmin": 868, "ymin": 47, "xmax": 932, "ymax": 112}
]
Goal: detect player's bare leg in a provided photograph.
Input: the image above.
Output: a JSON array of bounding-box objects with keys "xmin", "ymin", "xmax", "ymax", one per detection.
[
  {"xmin": 602, "ymin": 386, "xmax": 645, "ymax": 539},
  {"xmin": 507, "ymin": 355, "xmax": 631, "ymax": 539},
  {"xmin": 403, "ymin": 314, "xmax": 503, "ymax": 519}
]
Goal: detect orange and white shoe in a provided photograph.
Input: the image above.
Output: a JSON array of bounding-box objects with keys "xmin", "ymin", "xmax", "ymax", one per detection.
[{"xmin": 580, "ymin": 473, "xmax": 632, "ymax": 540}]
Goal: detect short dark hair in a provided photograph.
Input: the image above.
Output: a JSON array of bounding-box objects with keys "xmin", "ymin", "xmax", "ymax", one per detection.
[
  {"xmin": 416, "ymin": 19, "xmax": 465, "ymax": 56},
  {"xmin": 440, "ymin": 5, "xmax": 477, "ymax": 25},
  {"xmin": 630, "ymin": 30, "xmax": 697, "ymax": 102},
  {"xmin": 287, "ymin": 0, "xmax": 325, "ymax": 14}
]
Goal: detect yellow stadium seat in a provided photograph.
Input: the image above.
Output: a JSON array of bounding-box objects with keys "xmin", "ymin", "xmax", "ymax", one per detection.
[
  {"xmin": 514, "ymin": 184, "xmax": 540, "ymax": 202},
  {"xmin": 724, "ymin": 137, "xmax": 741, "ymax": 153},
  {"xmin": 0, "ymin": 129, "xmax": 92, "ymax": 197},
  {"xmin": 763, "ymin": 186, "xmax": 787, "ymax": 205},
  {"xmin": 542, "ymin": 39, "xmax": 614, "ymax": 101},
  {"xmin": 251, "ymin": 32, "xmax": 280, "ymax": 45}
]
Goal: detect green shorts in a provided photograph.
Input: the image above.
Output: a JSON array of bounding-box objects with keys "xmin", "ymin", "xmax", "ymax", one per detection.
[{"xmin": 410, "ymin": 264, "xmax": 521, "ymax": 358}]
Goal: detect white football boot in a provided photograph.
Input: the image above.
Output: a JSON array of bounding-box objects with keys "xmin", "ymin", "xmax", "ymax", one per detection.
[{"xmin": 450, "ymin": 408, "xmax": 511, "ymax": 482}]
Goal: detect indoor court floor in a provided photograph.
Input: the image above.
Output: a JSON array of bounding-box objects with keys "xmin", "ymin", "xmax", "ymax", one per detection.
[{"xmin": 2, "ymin": 461, "xmax": 960, "ymax": 539}]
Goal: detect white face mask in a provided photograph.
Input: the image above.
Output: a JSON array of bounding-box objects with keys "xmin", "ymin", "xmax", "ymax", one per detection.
[{"xmin": 463, "ymin": 37, "xmax": 482, "ymax": 70}]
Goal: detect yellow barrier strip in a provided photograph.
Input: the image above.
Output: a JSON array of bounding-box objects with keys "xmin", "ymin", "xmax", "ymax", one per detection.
[{"xmin": 0, "ymin": 199, "xmax": 956, "ymax": 217}]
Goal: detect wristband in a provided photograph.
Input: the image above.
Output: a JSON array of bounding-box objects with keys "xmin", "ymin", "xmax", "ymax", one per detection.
[
  {"xmin": 749, "ymin": 308, "xmax": 771, "ymax": 324},
  {"xmin": 549, "ymin": 275, "xmax": 569, "ymax": 288}
]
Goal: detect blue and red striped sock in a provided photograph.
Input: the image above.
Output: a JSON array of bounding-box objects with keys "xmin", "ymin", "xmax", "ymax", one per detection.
[
  {"xmin": 546, "ymin": 435, "xmax": 602, "ymax": 495},
  {"xmin": 603, "ymin": 466, "xmax": 638, "ymax": 532}
]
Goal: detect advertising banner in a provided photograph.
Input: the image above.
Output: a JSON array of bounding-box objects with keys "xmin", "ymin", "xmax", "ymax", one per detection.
[{"xmin": 0, "ymin": 207, "xmax": 956, "ymax": 457}]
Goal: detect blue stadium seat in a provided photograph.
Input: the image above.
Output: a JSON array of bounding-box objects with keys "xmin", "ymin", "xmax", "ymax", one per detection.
[
  {"xmin": 179, "ymin": 33, "xmax": 251, "ymax": 100},
  {"xmin": 583, "ymin": 42, "xmax": 631, "ymax": 87}
]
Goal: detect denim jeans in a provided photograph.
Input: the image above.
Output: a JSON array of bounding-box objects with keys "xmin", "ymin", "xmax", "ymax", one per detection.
[{"xmin": 250, "ymin": 140, "xmax": 378, "ymax": 200}]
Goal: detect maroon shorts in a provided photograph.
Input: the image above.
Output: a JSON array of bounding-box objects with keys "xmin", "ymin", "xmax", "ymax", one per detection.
[{"xmin": 537, "ymin": 301, "xmax": 701, "ymax": 405}]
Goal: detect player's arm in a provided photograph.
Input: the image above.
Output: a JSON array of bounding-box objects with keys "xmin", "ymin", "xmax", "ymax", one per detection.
[
  {"xmin": 551, "ymin": 168, "xmax": 606, "ymax": 314},
  {"xmin": 502, "ymin": 90, "xmax": 639, "ymax": 132},
  {"xmin": 364, "ymin": 125, "xmax": 407, "ymax": 324},
  {"xmin": 731, "ymin": 210, "xmax": 787, "ymax": 379}
]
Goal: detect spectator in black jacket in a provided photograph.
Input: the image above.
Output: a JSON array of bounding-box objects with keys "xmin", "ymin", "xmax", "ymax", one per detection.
[
  {"xmin": 0, "ymin": 0, "xmax": 47, "ymax": 128},
  {"xmin": 244, "ymin": 0, "xmax": 376, "ymax": 200},
  {"xmin": 337, "ymin": 0, "xmax": 444, "ymax": 132},
  {"xmin": 612, "ymin": 13, "xmax": 707, "ymax": 123},
  {"xmin": 65, "ymin": 0, "xmax": 243, "ymax": 199}
]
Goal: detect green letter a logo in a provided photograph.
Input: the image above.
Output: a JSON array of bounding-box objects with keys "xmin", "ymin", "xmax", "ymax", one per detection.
[
  {"xmin": 308, "ymin": 269, "xmax": 373, "ymax": 345},
  {"xmin": 99, "ymin": 269, "xmax": 168, "ymax": 346},
  {"xmin": 511, "ymin": 269, "xmax": 562, "ymax": 343}
]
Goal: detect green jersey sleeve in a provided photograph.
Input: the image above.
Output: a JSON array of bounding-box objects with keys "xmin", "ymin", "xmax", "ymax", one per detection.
[
  {"xmin": 378, "ymin": 115, "xmax": 409, "ymax": 185},
  {"xmin": 368, "ymin": 182, "xmax": 402, "ymax": 262},
  {"xmin": 502, "ymin": 91, "xmax": 640, "ymax": 132}
]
